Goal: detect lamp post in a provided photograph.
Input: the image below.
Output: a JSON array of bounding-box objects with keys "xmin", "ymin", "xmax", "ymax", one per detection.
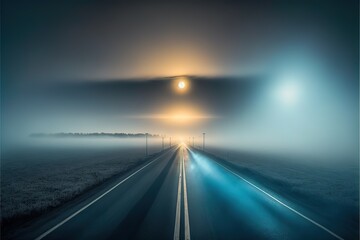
[
  {"xmin": 162, "ymin": 135, "xmax": 165, "ymax": 151},
  {"xmin": 145, "ymin": 133, "xmax": 148, "ymax": 156},
  {"xmin": 202, "ymin": 133, "xmax": 205, "ymax": 151}
]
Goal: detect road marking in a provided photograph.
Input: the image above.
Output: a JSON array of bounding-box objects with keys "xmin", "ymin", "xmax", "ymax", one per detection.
[
  {"xmin": 173, "ymin": 154, "xmax": 182, "ymax": 240},
  {"xmin": 212, "ymin": 160, "xmax": 344, "ymax": 240},
  {"xmin": 182, "ymin": 148, "xmax": 191, "ymax": 240},
  {"xmin": 35, "ymin": 152, "xmax": 170, "ymax": 240}
]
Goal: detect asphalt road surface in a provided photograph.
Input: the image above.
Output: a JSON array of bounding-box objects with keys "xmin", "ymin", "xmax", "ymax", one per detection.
[{"xmin": 14, "ymin": 145, "xmax": 348, "ymax": 240}]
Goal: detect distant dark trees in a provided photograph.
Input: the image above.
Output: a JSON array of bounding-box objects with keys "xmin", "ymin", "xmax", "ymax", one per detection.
[{"xmin": 30, "ymin": 132, "xmax": 160, "ymax": 138}]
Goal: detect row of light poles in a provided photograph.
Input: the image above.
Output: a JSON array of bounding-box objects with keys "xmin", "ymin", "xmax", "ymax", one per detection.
[
  {"xmin": 145, "ymin": 133, "xmax": 206, "ymax": 156},
  {"xmin": 186, "ymin": 133, "xmax": 206, "ymax": 150},
  {"xmin": 146, "ymin": 134, "xmax": 174, "ymax": 156}
]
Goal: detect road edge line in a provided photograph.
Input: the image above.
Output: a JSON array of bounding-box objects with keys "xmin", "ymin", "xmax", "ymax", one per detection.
[
  {"xmin": 173, "ymin": 153, "xmax": 182, "ymax": 240},
  {"xmin": 34, "ymin": 152, "xmax": 169, "ymax": 240},
  {"xmin": 182, "ymin": 148, "xmax": 191, "ymax": 240},
  {"xmin": 212, "ymin": 160, "xmax": 344, "ymax": 240}
]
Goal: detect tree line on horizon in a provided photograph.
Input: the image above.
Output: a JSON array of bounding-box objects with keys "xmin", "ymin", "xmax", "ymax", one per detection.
[{"xmin": 30, "ymin": 132, "xmax": 161, "ymax": 138}]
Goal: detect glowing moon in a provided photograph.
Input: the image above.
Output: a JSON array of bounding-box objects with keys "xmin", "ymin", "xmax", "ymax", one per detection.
[
  {"xmin": 173, "ymin": 77, "xmax": 190, "ymax": 94},
  {"xmin": 278, "ymin": 82, "xmax": 299, "ymax": 105},
  {"xmin": 178, "ymin": 81, "xmax": 185, "ymax": 89}
]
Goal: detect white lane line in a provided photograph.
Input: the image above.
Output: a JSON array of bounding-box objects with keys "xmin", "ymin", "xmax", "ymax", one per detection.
[
  {"xmin": 173, "ymin": 154, "xmax": 182, "ymax": 240},
  {"xmin": 182, "ymin": 148, "xmax": 191, "ymax": 240},
  {"xmin": 212, "ymin": 160, "xmax": 344, "ymax": 240},
  {"xmin": 35, "ymin": 153, "xmax": 169, "ymax": 240}
]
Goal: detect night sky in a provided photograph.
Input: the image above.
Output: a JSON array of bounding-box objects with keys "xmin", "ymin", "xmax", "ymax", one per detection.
[
  {"xmin": 2, "ymin": 0, "xmax": 358, "ymax": 162},
  {"xmin": 3, "ymin": 0, "xmax": 358, "ymax": 81}
]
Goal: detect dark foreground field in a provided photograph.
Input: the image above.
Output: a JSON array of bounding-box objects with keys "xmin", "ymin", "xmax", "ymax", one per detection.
[{"xmin": 1, "ymin": 138, "xmax": 163, "ymax": 230}]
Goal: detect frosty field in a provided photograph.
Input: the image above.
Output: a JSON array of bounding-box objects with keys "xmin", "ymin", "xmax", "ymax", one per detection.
[{"xmin": 1, "ymin": 138, "xmax": 163, "ymax": 225}]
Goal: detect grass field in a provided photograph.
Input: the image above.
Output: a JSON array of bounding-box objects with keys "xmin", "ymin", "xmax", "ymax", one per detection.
[{"xmin": 1, "ymin": 138, "xmax": 163, "ymax": 225}]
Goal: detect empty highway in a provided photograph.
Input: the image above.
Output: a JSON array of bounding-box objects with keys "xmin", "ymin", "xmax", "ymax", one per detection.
[{"xmin": 13, "ymin": 145, "xmax": 347, "ymax": 240}]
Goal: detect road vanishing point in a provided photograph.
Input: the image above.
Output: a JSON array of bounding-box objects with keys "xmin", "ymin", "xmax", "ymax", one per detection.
[{"xmin": 13, "ymin": 145, "xmax": 345, "ymax": 240}]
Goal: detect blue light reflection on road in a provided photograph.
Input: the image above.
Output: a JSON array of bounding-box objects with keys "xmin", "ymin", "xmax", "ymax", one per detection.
[{"xmin": 186, "ymin": 149, "xmax": 331, "ymax": 240}]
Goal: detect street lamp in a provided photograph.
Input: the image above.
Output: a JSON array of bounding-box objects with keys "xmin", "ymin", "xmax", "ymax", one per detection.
[
  {"xmin": 162, "ymin": 135, "xmax": 165, "ymax": 151},
  {"xmin": 145, "ymin": 133, "xmax": 148, "ymax": 156},
  {"xmin": 202, "ymin": 133, "xmax": 205, "ymax": 151}
]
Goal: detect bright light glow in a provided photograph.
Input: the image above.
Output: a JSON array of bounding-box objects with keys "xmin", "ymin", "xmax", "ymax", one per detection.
[
  {"xmin": 131, "ymin": 113, "xmax": 216, "ymax": 122},
  {"xmin": 178, "ymin": 81, "xmax": 185, "ymax": 89},
  {"xmin": 125, "ymin": 104, "xmax": 218, "ymax": 125},
  {"xmin": 278, "ymin": 83, "xmax": 299, "ymax": 105},
  {"xmin": 173, "ymin": 76, "xmax": 190, "ymax": 94}
]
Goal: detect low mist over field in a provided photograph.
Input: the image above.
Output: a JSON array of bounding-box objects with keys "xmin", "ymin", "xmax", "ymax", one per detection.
[
  {"xmin": 4, "ymin": 134, "xmax": 164, "ymax": 156},
  {"xmin": 3, "ymin": 75, "xmax": 358, "ymax": 166},
  {"xmin": 3, "ymin": 1, "xmax": 358, "ymax": 167}
]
